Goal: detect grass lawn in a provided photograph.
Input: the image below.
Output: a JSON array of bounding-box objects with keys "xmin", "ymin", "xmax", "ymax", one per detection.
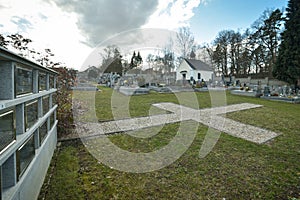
[{"xmin": 39, "ymin": 87, "xmax": 300, "ymax": 200}]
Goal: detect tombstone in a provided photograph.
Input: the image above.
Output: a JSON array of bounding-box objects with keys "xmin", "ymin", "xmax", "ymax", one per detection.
[
  {"xmin": 221, "ymin": 75, "xmax": 225, "ymax": 83},
  {"xmin": 110, "ymin": 73, "xmax": 114, "ymax": 87},
  {"xmin": 282, "ymin": 86, "xmax": 287, "ymax": 97},
  {"xmin": 231, "ymin": 76, "xmax": 236, "ymax": 86},
  {"xmin": 288, "ymin": 87, "xmax": 293, "ymax": 96},
  {"xmin": 133, "ymin": 78, "xmax": 138, "ymax": 87},
  {"xmin": 273, "ymin": 86, "xmax": 280, "ymax": 96},
  {"xmin": 256, "ymin": 85, "xmax": 262, "ymax": 94},
  {"xmin": 265, "ymin": 77, "xmax": 269, "ymax": 85},
  {"xmin": 278, "ymin": 87, "xmax": 283, "ymax": 96},
  {"xmin": 190, "ymin": 76, "xmax": 194, "ymax": 85},
  {"xmin": 211, "ymin": 73, "xmax": 215, "ymax": 82},
  {"xmin": 248, "ymin": 76, "xmax": 251, "ymax": 85},
  {"xmin": 263, "ymin": 86, "xmax": 271, "ymax": 96}
]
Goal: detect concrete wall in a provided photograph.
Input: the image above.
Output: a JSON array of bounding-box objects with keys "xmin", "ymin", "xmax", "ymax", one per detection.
[
  {"xmin": 1, "ymin": 107, "xmax": 57, "ymax": 200},
  {"xmin": 15, "ymin": 125, "xmax": 57, "ymax": 200},
  {"xmin": 222, "ymin": 76, "xmax": 288, "ymax": 87}
]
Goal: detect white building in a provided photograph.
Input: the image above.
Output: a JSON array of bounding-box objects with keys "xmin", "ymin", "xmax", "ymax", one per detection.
[{"xmin": 176, "ymin": 59, "xmax": 214, "ymax": 82}]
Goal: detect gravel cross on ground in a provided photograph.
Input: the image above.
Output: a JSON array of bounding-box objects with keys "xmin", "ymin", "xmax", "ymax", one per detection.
[{"xmin": 78, "ymin": 103, "xmax": 280, "ymax": 144}]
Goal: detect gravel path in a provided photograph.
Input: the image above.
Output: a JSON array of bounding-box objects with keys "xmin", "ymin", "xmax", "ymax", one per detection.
[{"xmin": 74, "ymin": 102, "xmax": 280, "ymax": 144}]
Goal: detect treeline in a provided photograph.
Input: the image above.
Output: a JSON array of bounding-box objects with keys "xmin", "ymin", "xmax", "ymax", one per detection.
[
  {"xmin": 205, "ymin": 0, "xmax": 300, "ymax": 88},
  {"xmin": 99, "ymin": 45, "xmax": 143, "ymax": 75},
  {"xmin": 206, "ymin": 9, "xmax": 284, "ymax": 77}
]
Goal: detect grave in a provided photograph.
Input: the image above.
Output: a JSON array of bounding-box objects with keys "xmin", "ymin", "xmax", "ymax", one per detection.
[
  {"xmin": 260, "ymin": 96, "xmax": 300, "ymax": 103},
  {"xmin": 260, "ymin": 85, "xmax": 300, "ymax": 103},
  {"xmin": 230, "ymin": 89, "xmax": 258, "ymax": 97},
  {"xmin": 116, "ymin": 75, "xmax": 150, "ymax": 95},
  {"xmin": 230, "ymin": 86, "xmax": 262, "ymax": 97},
  {"xmin": 118, "ymin": 86, "xmax": 150, "ymax": 96},
  {"xmin": 150, "ymin": 86, "xmax": 172, "ymax": 93},
  {"xmin": 263, "ymin": 86, "xmax": 271, "ymax": 96},
  {"xmin": 71, "ymin": 82, "xmax": 99, "ymax": 91}
]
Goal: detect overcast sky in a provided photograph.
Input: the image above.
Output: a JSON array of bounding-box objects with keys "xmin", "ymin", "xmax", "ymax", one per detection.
[{"xmin": 0, "ymin": 0, "xmax": 288, "ymax": 70}]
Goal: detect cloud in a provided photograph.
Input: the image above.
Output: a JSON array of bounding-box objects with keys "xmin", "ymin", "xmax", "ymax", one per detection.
[
  {"xmin": 81, "ymin": 28, "xmax": 180, "ymax": 71},
  {"xmin": 47, "ymin": 0, "xmax": 159, "ymax": 47},
  {"xmin": 0, "ymin": 5, "xmax": 5, "ymax": 9},
  {"xmin": 144, "ymin": 0, "xmax": 203, "ymax": 30},
  {"xmin": 0, "ymin": 0, "xmax": 91, "ymax": 69},
  {"xmin": 10, "ymin": 16, "xmax": 33, "ymax": 32},
  {"xmin": 38, "ymin": 13, "xmax": 48, "ymax": 21}
]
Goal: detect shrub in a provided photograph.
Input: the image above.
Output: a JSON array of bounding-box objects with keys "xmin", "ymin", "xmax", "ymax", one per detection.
[{"xmin": 52, "ymin": 67, "xmax": 77, "ymax": 138}]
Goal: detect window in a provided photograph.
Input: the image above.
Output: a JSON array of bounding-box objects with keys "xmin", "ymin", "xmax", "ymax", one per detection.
[
  {"xmin": 15, "ymin": 66, "xmax": 33, "ymax": 96},
  {"xmin": 17, "ymin": 135, "xmax": 35, "ymax": 179},
  {"xmin": 49, "ymin": 75, "xmax": 55, "ymax": 89},
  {"xmin": 25, "ymin": 100, "xmax": 38, "ymax": 131},
  {"xmin": 0, "ymin": 110, "xmax": 16, "ymax": 153},
  {"xmin": 39, "ymin": 72, "xmax": 47, "ymax": 91},
  {"xmin": 43, "ymin": 96, "xmax": 49, "ymax": 115},
  {"xmin": 39, "ymin": 121, "xmax": 47, "ymax": 145}
]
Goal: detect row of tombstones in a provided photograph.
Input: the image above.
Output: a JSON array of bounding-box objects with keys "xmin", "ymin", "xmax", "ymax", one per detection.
[{"xmin": 260, "ymin": 86, "xmax": 300, "ymax": 97}]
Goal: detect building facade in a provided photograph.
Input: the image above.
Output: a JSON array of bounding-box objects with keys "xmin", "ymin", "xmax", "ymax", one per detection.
[
  {"xmin": 0, "ymin": 47, "xmax": 58, "ymax": 200},
  {"xmin": 176, "ymin": 59, "xmax": 214, "ymax": 83}
]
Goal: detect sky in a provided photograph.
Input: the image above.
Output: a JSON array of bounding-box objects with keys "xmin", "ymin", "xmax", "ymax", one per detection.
[{"xmin": 0, "ymin": 0, "xmax": 288, "ymax": 71}]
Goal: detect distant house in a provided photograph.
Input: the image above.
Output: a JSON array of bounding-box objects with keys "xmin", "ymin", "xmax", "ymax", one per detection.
[
  {"xmin": 176, "ymin": 59, "xmax": 214, "ymax": 83},
  {"xmin": 77, "ymin": 66, "xmax": 100, "ymax": 81}
]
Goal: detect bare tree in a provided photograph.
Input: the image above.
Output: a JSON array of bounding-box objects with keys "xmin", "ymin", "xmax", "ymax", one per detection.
[{"xmin": 176, "ymin": 27, "xmax": 196, "ymax": 59}]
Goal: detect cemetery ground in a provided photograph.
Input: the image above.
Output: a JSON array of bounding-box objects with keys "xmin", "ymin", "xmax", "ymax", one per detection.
[{"xmin": 39, "ymin": 87, "xmax": 300, "ymax": 200}]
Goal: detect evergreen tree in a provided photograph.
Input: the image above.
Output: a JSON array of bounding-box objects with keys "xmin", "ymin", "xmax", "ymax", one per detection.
[
  {"xmin": 250, "ymin": 9, "xmax": 284, "ymax": 76},
  {"xmin": 136, "ymin": 51, "xmax": 143, "ymax": 64},
  {"xmin": 273, "ymin": 0, "xmax": 300, "ymax": 88},
  {"xmin": 129, "ymin": 51, "xmax": 137, "ymax": 69},
  {"xmin": 129, "ymin": 51, "xmax": 143, "ymax": 70}
]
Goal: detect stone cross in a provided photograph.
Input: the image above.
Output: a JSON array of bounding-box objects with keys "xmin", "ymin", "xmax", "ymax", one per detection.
[{"xmin": 81, "ymin": 103, "xmax": 280, "ymax": 144}]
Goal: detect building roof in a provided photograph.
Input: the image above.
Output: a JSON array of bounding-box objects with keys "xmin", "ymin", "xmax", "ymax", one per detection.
[
  {"xmin": 184, "ymin": 59, "xmax": 213, "ymax": 72},
  {"xmin": 81, "ymin": 66, "xmax": 100, "ymax": 73},
  {"xmin": 0, "ymin": 47, "xmax": 57, "ymax": 74}
]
